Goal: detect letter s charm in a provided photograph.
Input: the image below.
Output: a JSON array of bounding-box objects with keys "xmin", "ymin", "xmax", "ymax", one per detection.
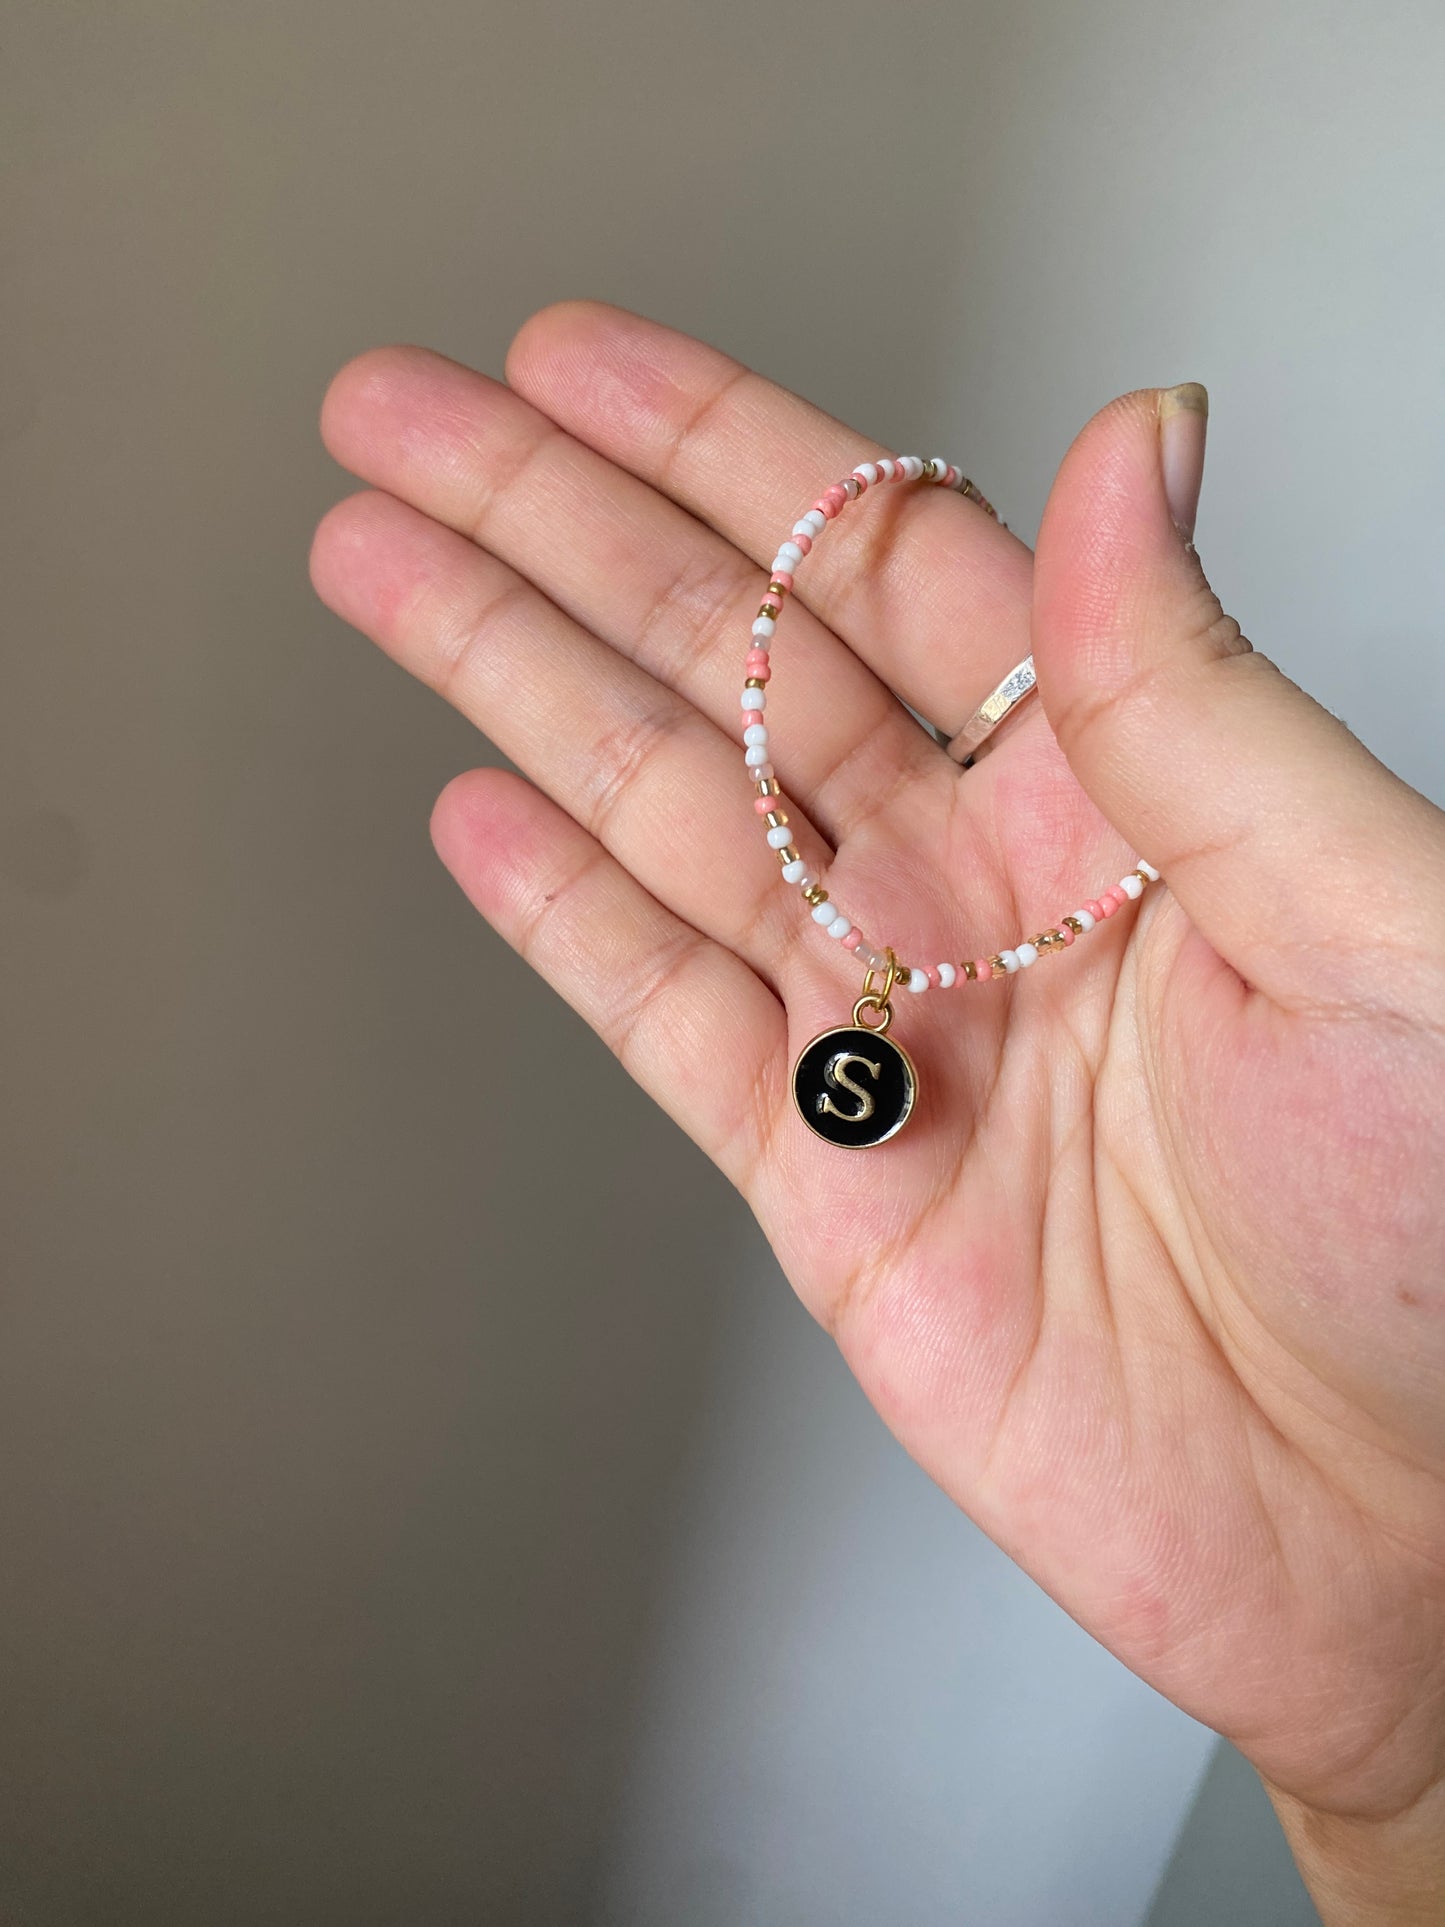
[{"xmin": 818, "ymin": 1052, "xmax": 881, "ymax": 1123}]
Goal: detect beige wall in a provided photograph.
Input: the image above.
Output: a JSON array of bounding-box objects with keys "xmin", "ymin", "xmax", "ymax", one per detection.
[{"xmin": 3, "ymin": 2, "xmax": 1441, "ymax": 1921}]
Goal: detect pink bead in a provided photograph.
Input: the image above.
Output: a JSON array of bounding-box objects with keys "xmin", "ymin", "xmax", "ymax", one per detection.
[
  {"xmin": 974, "ymin": 958, "xmax": 991, "ymax": 981},
  {"xmin": 945, "ymin": 465, "xmax": 959, "ymax": 487},
  {"xmin": 825, "ymin": 484, "xmax": 847, "ymax": 504},
  {"xmin": 753, "ymin": 796, "xmax": 775, "ymax": 814},
  {"xmin": 926, "ymin": 966, "xmax": 942, "ymax": 989},
  {"xmin": 1085, "ymin": 900, "xmax": 1105, "ymax": 921},
  {"xmin": 771, "ymin": 570, "xmax": 793, "ymax": 590},
  {"xmin": 815, "ymin": 498, "xmax": 841, "ymax": 520},
  {"xmin": 842, "ymin": 929, "xmax": 863, "ymax": 951},
  {"xmin": 745, "ymin": 662, "xmax": 771, "ymax": 683},
  {"xmin": 1059, "ymin": 923, "xmax": 1074, "ymax": 945},
  {"xmin": 1100, "ymin": 894, "xmax": 1118, "ymax": 917},
  {"xmin": 745, "ymin": 650, "xmax": 770, "ymax": 670}
]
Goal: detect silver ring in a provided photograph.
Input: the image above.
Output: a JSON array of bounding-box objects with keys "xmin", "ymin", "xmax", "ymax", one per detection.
[{"xmin": 945, "ymin": 655, "xmax": 1037, "ymax": 764}]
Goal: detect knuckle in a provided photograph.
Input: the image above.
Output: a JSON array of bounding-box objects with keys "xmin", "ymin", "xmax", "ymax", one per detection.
[
  {"xmin": 432, "ymin": 573, "xmax": 534, "ymax": 704},
  {"xmin": 583, "ymin": 699, "xmax": 695, "ymax": 846},
  {"xmin": 634, "ymin": 544, "xmax": 751, "ymax": 684}
]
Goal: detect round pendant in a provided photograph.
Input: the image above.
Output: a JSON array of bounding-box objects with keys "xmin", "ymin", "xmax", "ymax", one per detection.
[{"xmin": 792, "ymin": 1024, "xmax": 917, "ymax": 1148}]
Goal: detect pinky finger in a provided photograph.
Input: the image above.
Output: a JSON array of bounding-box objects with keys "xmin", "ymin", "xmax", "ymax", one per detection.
[{"xmin": 431, "ymin": 767, "xmax": 787, "ymax": 1193}]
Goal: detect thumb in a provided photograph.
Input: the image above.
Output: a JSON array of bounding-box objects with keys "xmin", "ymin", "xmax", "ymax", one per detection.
[{"xmin": 1031, "ymin": 384, "xmax": 1443, "ymax": 1008}]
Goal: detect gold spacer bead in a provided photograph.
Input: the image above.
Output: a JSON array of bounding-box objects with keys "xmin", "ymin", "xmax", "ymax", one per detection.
[
  {"xmin": 1133, "ymin": 869, "xmax": 1151, "ymax": 887},
  {"xmin": 744, "ymin": 676, "xmax": 766, "ymax": 689},
  {"xmin": 768, "ymin": 579, "xmax": 789, "ymax": 596},
  {"xmin": 765, "ymin": 810, "xmax": 788, "ymax": 830},
  {"xmin": 803, "ymin": 884, "xmax": 829, "ymax": 907},
  {"xmin": 962, "ymin": 959, "xmax": 978, "ymax": 981},
  {"xmin": 776, "ymin": 845, "xmax": 799, "ymax": 867},
  {"xmin": 759, "ymin": 601, "xmax": 780, "ymax": 619},
  {"xmin": 1033, "ymin": 931, "xmax": 1060, "ymax": 953},
  {"xmin": 1061, "ymin": 915, "xmax": 1084, "ymax": 935},
  {"xmin": 989, "ymin": 954, "xmax": 1008, "ymax": 979},
  {"xmin": 921, "ymin": 459, "xmax": 937, "ymax": 480},
  {"xmin": 757, "ymin": 776, "xmax": 781, "ymax": 797}
]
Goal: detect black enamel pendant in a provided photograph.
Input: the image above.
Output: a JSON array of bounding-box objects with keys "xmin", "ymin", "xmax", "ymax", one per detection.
[{"xmin": 792, "ymin": 1014, "xmax": 917, "ymax": 1148}]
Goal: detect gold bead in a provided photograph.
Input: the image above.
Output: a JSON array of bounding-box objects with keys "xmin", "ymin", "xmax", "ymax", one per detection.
[
  {"xmin": 989, "ymin": 954, "xmax": 1008, "ymax": 978},
  {"xmin": 1133, "ymin": 869, "xmax": 1151, "ymax": 887},
  {"xmin": 768, "ymin": 580, "xmax": 788, "ymax": 596},
  {"xmin": 765, "ymin": 810, "xmax": 788, "ymax": 830},
  {"xmin": 803, "ymin": 884, "xmax": 829, "ymax": 907},
  {"xmin": 962, "ymin": 960, "xmax": 978, "ymax": 981},
  {"xmin": 744, "ymin": 676, "xmax": 766, "ymax": 689},
  {"xmin": 776, "ymin": 845, "xmax": 799, "ymax": 867},
  {"xmin": 1062, "ymin": 915, "xmax": 1084, "ymax": 935},
  {"xmin": 759, "ymin": 601, "xmax": 780, "ymax": 619},
  {"xmin": 757, "ymin": 776, "xmax": 780, "ymax": 797},
  {"xmin": 921, "ymin": 459, "xmax": 937, "ymax": 480}
]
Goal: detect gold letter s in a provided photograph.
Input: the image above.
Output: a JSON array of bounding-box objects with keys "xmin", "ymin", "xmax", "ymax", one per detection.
[{"xmin": 818, "ymin": 1051, "xmax": 881, "ymax": 1123}]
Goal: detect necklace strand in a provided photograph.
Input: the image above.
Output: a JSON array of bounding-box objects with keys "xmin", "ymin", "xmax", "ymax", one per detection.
[{"xmin": 741, "ymin": 453, "xmax": 1160, "ymax": 988}]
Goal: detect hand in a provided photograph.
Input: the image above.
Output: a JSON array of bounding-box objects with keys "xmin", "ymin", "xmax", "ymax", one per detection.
[{"xmin": 311, "ymin": 303, "xmax": 1445, "ymax": 1923}]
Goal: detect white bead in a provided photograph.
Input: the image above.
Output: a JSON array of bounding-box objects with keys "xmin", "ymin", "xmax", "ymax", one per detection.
[
  {"xmin": 999, "ymin": 949, "xmax": 1020, "ymax": 972},
  {"xmin": 853, "ymin": 463, "xmax": 879, "ymax": 485},
  {"xmin": 938, "ymin": 962, "xmax": 956, "ymax": 988},
  {"xmin": 741, "ymin": 687, "xmax": 765, "ymax": 709},
  {"xmin": 766, "ymin": 826, "xmax": 793, "ymax": 849},
  {"xmin": 1072, "ymin": 909, "xmax": 1096, "ymax": 932},
  {"xmin": 1015, "ymin": 942, "xmax": 1039, "ymax": 968},
  {"xmin": 827, "ymin": 915, "xmax": 852, "ymax": 940},
  {"xmin": 752, "ymin": 616, "xmax": 776, "ymax": 638},
  {"xmin": 781, "ymin": 859, "xmax": 807, "ymax": 883},
  {"xmin": 777, "ymin": 542, "xmax": 804, "ymax": 564},
  {"xmin": 812, "ymin": 901, "xmax": 836, "ymax": 925},
  {"xmin": 802, "ymin": 510, "xmax": 827, "ymax": 535},
  {"xmin": 744, "ymin": 722, "xmax": 768, "ymax": 746},
  {"xmin": 791, "ymin": 521, "xmax": 814, "ymax": 539},
  {"xmin": 1120, "ymin": 874, "xmax": 1144, "ymax": 900},
  {"xmin": 1137, "ymin": 859, "xmax": 1160, "ymax": 882},
  {"xmin": 899, "ymin": 456, "xmax": 922, "ymax": 479},
  {"xmin": 745, "ymin": 745, "xmax": 770, "ymax": 767},
  {"xmin": 907, "ymin": 968, "xmax": 929, "ymax": 992}
]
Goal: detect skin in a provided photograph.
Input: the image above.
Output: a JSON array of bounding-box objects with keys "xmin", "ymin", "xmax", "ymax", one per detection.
[{"xmin": 311, "ymin": 301, "xmax": 1445, "ymax": 1922}]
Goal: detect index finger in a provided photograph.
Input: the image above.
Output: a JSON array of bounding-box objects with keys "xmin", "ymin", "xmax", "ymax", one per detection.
[{"xmin": 504, "ymin": 299, "xmax": 1036, "ymax": 739}]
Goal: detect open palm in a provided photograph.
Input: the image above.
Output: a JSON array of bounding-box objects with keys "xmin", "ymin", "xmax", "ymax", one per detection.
[{"xmin": 311, "ymin": 302, "xmax": 1445, "ymax": 1912}]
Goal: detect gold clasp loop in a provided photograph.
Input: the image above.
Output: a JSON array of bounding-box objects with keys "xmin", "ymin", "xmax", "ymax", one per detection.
[
  {"xmin": 854, "ymin": 946, "xmax": 901, "ymax": 1033},
  {"xmin": 861, "ymin": 946, "xmax": 899, "ymax": 1007}
]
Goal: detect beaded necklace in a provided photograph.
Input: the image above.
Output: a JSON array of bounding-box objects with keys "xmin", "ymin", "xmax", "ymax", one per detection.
[{"xmin": 741, "ymin": 453, "xmax": 1160, "ymax": 1147}]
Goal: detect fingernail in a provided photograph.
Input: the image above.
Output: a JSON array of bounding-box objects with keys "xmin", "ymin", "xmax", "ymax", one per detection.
[{"xmin": 1158, "ymin": 382, "xmax": 1208, "ymax": 543}]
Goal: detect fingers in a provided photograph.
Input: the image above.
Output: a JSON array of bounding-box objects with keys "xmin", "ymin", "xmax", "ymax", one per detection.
[
  {"xmin": 502, "ymin": 300, "xmax": 1037, "ymax": 740},
  {"xmin": 431, "ymin": 767, "xmax": 785, "ymax": 1190},
  {"xmin": 1031, "ymin": 384, "xmax": 1445, "ymax": 1010},
  {"xmin": 320, "ymin": 343, "xmax": 938, "ymax": 845},
  {"xmin": 309, "ymin": 488, "xmax": 825, "ymax": 987}
]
